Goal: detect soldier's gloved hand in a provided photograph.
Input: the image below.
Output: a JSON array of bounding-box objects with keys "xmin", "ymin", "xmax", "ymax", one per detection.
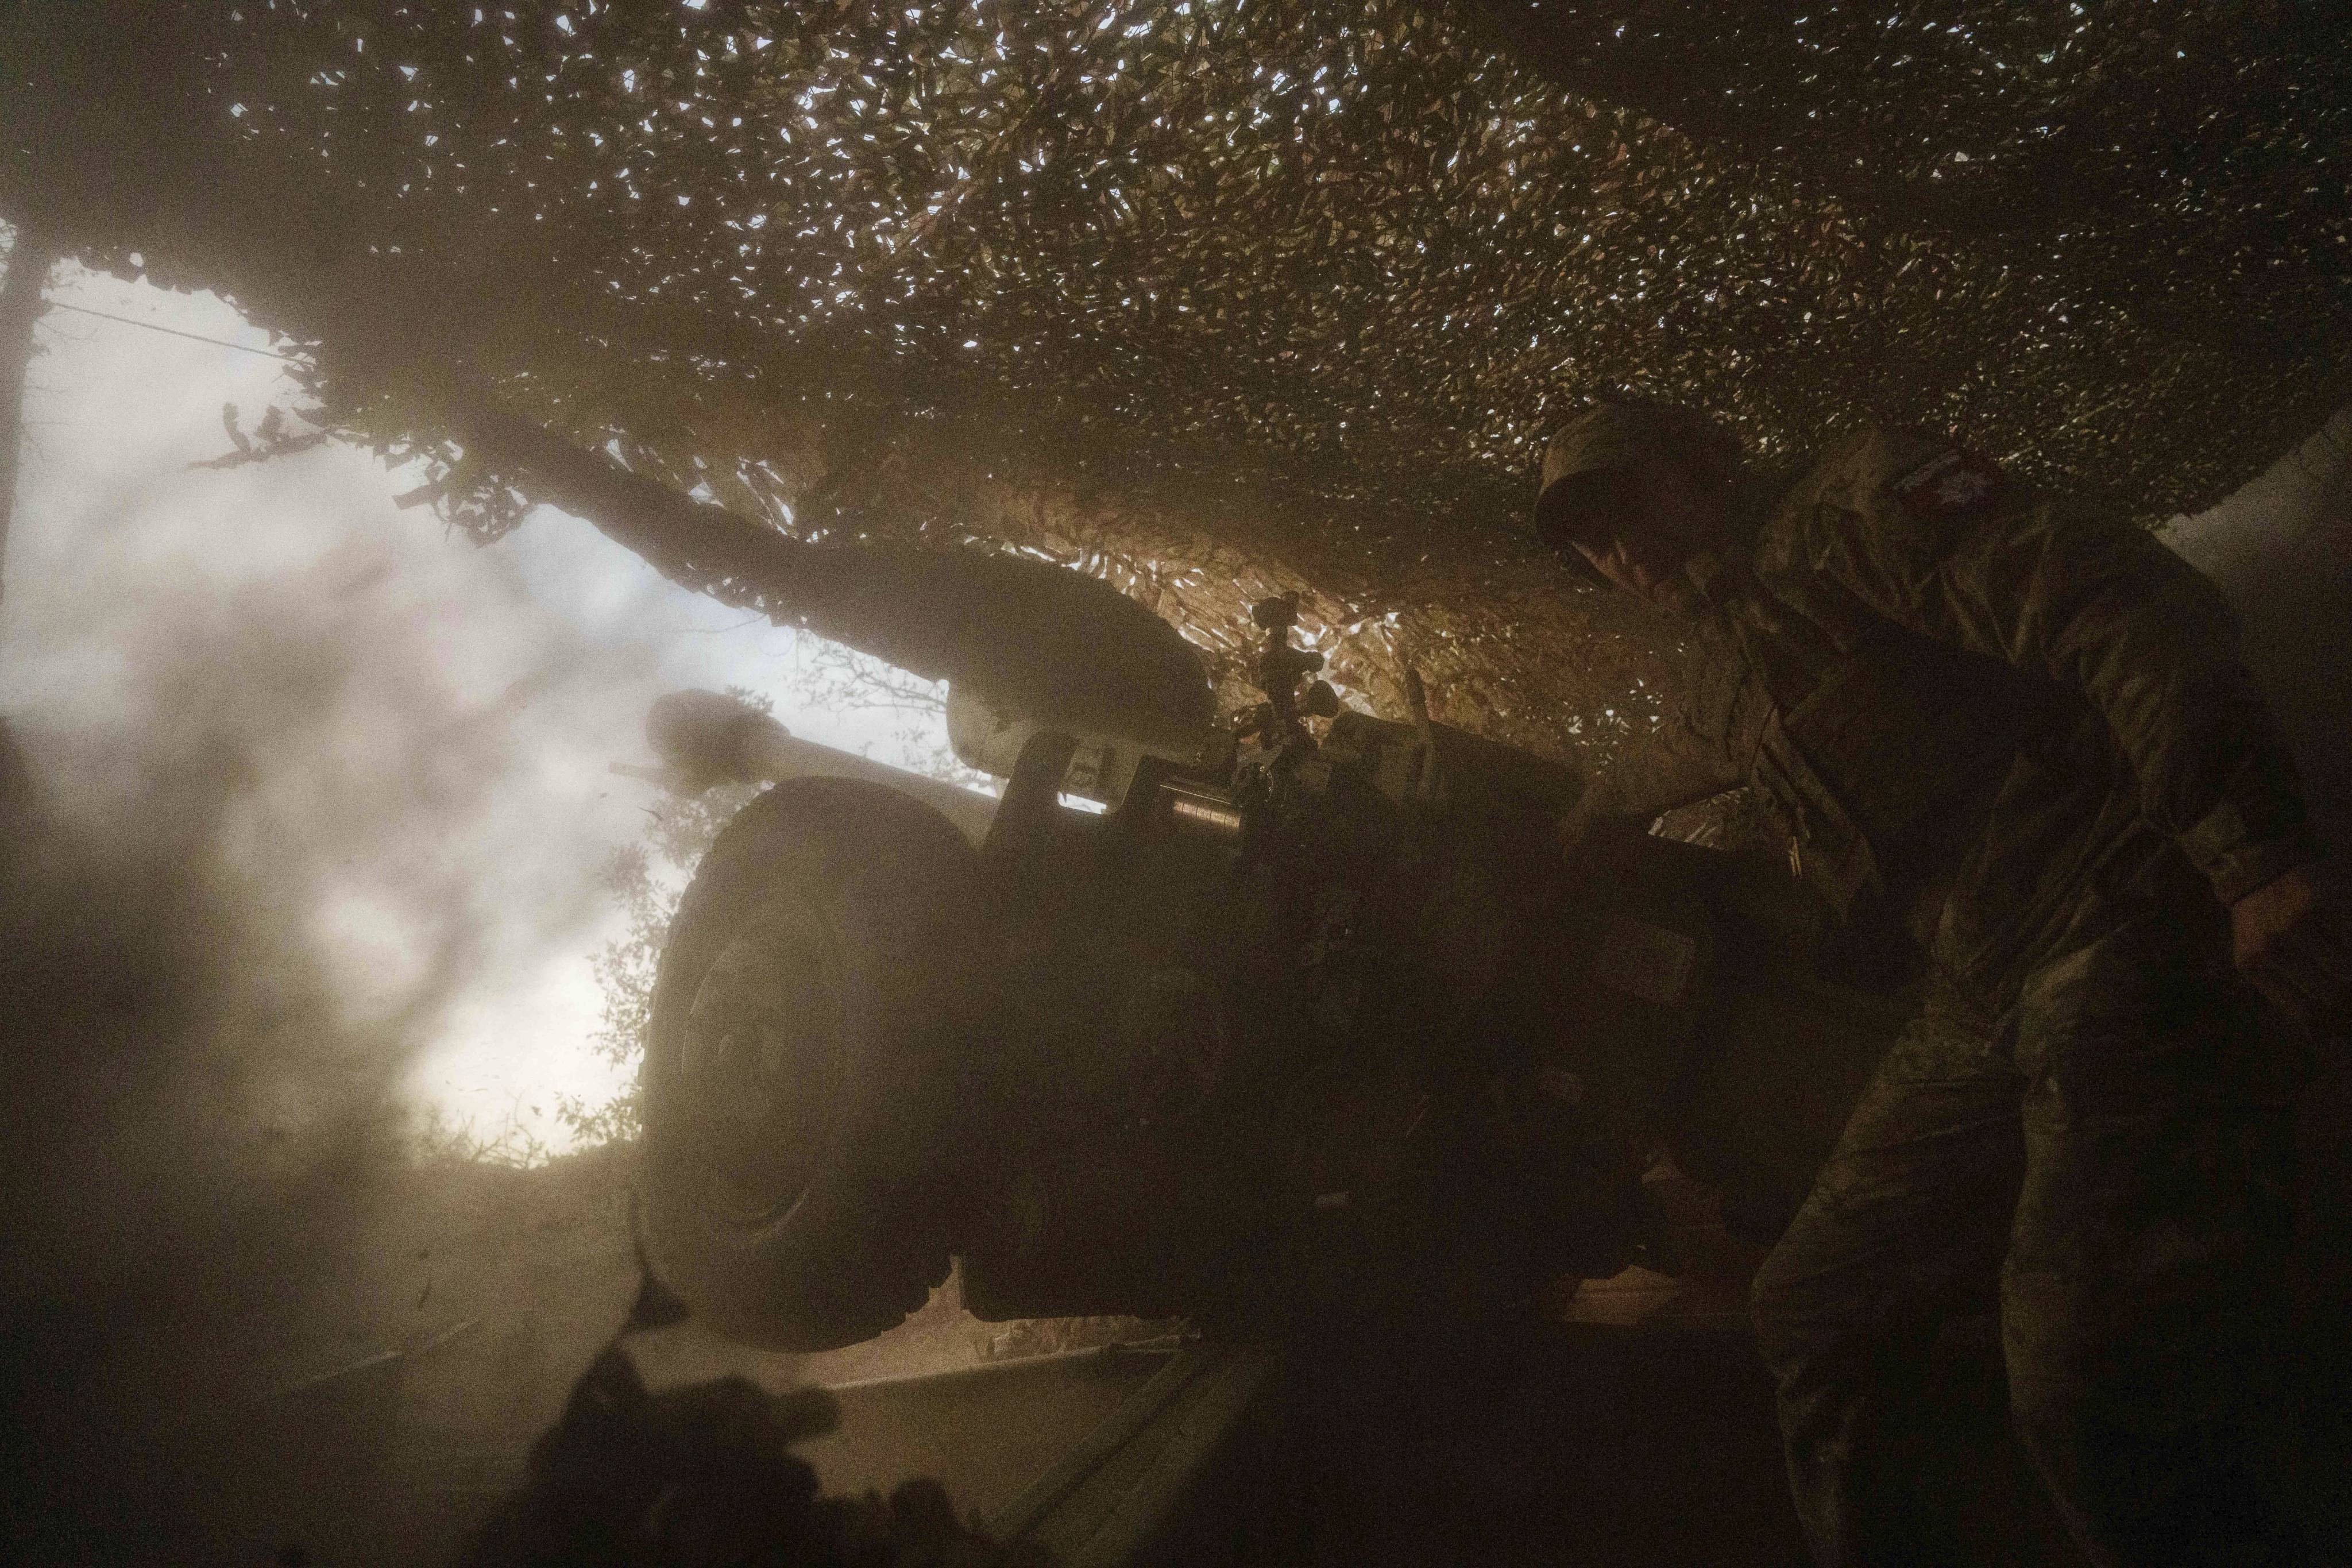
[{"xmin": 2230, "ymin": 860, "xmax": 2352, "ymax": 1037}]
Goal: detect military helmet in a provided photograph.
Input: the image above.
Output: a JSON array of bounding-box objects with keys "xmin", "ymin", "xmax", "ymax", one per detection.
[{"xmin": 1531, "ymin": 401, "xmax": 1743, "ymax": 578}]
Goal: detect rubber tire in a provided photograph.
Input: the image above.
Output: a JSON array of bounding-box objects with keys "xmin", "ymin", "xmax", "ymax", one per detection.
[{"xmin": 636, "ymin": 777, "xmax": 986, "ymax": 1351}]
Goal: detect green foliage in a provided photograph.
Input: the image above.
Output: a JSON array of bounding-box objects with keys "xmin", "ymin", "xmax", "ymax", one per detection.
[
  {"xmin": 554, "ymin": 785, "xmax": 759, "ymax": 1149},
  {"xmin": 556, "ymin": 678, "xmax": 773, "ymax": 1148},
  {"xmin": 412, "ymin": 1100, "xmax": 558, "ymax": 1170}
]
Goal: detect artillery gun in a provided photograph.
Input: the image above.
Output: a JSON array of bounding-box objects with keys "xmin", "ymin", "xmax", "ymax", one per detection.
[{"xmin": 634, "ymin": 580, "xmax": 1905, "ymax": 1353}]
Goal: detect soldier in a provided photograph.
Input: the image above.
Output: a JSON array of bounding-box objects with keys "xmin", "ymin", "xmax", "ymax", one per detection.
[{"xmin": 1539, "ymin": 401, "xmax": 2349, "ymax": 1566}]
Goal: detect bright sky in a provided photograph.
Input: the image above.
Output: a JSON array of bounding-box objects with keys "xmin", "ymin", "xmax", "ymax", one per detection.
[{"xmin": 3, "ymin": 256, "xmax": 970, "ymax": 1152}]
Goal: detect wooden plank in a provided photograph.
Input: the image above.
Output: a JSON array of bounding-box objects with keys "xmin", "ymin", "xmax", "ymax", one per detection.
[
  {"xmin": 1060, "ymin": 1345, "xmax": 1281, "ymax": 1568},
  {"xmin": 986, "ymin": 1342, "xmax": 1225, "ymax": 1546}
]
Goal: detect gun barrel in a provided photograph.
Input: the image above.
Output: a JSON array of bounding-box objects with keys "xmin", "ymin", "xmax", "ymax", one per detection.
[{"xmin": 646, "ymin": 689, "xmax": 998, "ymax": 843}]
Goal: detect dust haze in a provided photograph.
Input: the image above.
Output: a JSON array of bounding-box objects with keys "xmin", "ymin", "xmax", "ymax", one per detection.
[
  {"xmin": 0, "ymin": 328, "xmax": 1049, "ymax": 1563},
  {"xmin": 0, "ymin": 455, "xmax": 648, "ymax": 1562}
]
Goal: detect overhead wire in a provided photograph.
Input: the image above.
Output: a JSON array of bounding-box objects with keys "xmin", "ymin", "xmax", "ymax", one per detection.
[{"xmin": 41, "ymin": 299, "xmax": 307, "ymax": 361}]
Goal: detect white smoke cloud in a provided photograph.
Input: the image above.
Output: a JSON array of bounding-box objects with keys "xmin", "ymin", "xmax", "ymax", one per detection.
[{"xmin": 6, "ymin": 258, "xmax": 964, "ymax": 1150}]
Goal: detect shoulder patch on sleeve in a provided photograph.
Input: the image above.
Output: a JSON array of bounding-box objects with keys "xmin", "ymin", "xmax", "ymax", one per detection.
[{"xmin": 1886, "ymin": 447, "xmax": 2002, "ymax": 521}]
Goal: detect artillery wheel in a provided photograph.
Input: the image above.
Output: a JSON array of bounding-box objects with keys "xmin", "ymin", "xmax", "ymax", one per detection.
[{"xmin": 637, "ymin": 777, "xmax": 985, "ymax": 1351}]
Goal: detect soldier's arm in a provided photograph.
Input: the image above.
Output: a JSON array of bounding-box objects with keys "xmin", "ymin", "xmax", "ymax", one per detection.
[
  {"xmin": 1562, "ymin": 716, "xmax": 1742, "ymax": 850},
  {"xmin": 1795, "ymin": 457, "xmax": 2316, "ymax": 906}
]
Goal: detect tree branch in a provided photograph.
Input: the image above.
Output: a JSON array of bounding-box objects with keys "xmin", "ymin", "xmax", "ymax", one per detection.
[{"xmin": 0, "ymin": 224, "xmax": 57, "ymax": 609}]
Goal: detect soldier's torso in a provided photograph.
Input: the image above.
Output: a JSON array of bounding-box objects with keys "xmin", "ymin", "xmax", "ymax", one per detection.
[{"xmin": 1687, "ymin": 430, "xmax": 2173, "ymax": 999}]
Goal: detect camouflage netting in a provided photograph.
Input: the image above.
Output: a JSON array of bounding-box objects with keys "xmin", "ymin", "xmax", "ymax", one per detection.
[{"xmin": 4, "ymin": 1, "xmax": 2346, "ymax": 768}]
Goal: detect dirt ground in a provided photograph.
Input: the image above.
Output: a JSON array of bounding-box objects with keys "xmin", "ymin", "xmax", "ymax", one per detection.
[
  {"xmin": 234, "ymin": 1056, "xmax": 2349, "ymax": 1567},
  {"xmin": 310, "ymin": 1142, "xmax": 1160, "ymax": 1565}
]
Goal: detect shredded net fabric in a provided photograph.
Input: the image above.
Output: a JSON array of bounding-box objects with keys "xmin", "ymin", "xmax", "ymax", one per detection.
[{"xmin": 5, "ymin": 0, "xmax": 2345, "ymax": 765}]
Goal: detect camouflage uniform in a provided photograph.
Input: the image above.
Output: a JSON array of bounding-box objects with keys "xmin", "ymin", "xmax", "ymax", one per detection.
[{"xmin": 1582, "ymin": 426, "xmax": 2313, "ymax": 1565}]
